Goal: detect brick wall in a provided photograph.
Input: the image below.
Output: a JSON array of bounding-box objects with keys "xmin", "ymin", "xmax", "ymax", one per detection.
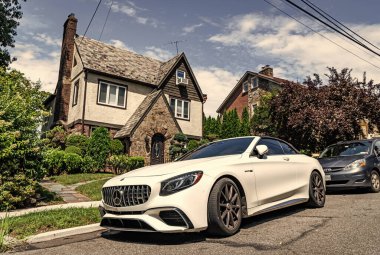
[{"xmin": 223, "ymin": 85, "xmax": 248, "ymax": 118}]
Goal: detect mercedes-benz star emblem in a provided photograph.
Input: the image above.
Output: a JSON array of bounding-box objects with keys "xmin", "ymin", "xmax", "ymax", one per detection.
[{"xmin": 112, "ymin": 189, "xmax": 123, "ymax": 206}]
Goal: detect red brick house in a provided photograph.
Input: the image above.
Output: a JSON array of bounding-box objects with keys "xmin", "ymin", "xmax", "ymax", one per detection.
[
  {"xmin": 43, "ymin": 14, "xmax": 206, "ymax": 164},
  {"xmin": 216, "ymin": 65, "xmax": 289, "ymax": 118}
]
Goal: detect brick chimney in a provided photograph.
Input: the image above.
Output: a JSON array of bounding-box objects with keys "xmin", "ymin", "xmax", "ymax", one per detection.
[
  {"xmin": 259, "ymin": 65, "xmax": 273, "ymax": 77},
  {"xmin": 53, "ymin": 13, "xmax": 78, "ymax": 124}
]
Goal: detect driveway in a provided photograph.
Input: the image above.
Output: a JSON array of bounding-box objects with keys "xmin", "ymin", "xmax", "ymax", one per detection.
[{"xmin": 13, "ymin": 190, "xmax": 380, "ymax": 255}]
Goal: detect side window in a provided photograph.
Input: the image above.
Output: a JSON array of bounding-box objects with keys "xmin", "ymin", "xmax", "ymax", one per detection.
[
  {"xmin": 279, "ymin": 141, "xmax": 298, "ymax": 154},
  {"xmin": 257, "ymin": 138, "xmax": 284, "ymax": 155},
  {"xmin": 374, "ymin": 141, "xmax": 380, "ymax": 156}
]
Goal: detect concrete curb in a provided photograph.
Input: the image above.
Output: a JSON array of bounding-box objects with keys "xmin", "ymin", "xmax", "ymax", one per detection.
[
  {"xmin": 0, "ymin": 201, "xmax": 100, "ymax": 219},
  {"xmin": 27, "ymin": 223, "xmax": 106, "ymax": 244}
]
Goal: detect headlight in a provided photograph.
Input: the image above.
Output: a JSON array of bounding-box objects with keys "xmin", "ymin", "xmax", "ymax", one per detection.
[
  {"xmin": 344, "ymin": 159, "xmax": 366, "ymax": 170},
  {"xmin": 160, "ymin": 171, "xmax": 203, "ymax": 196}
]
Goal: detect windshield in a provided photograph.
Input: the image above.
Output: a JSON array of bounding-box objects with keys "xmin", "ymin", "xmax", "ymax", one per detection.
[
  {"xmin": 319, "ymin": 141, "xmax": 372, "ymax": 158},
  {"xmin": 180, "ymin": 137, "xmax": 254, "ymax": 161}
]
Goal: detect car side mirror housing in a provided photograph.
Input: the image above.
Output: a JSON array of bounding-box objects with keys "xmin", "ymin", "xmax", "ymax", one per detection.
[{"xmin": 256, "ymin": 145, "xmax": 269, "ymax": 157}]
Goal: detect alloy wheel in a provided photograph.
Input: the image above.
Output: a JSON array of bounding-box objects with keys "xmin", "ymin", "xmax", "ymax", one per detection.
[
  {"xmin": 312, "ymin": 173, "xmax": 325, "ymax": 205},
  {"xmin": 371, "ymin": 172, "xmax": 380, "ymax": 190},
  {"xmin": 219, "ymin": 183, "xmax": 241, "ymax": 230}
]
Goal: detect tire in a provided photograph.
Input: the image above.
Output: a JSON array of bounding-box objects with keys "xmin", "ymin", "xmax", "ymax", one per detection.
[
  {"xmin": 207, "ymin": 178, "xmax": 242, "ymax": 236},
  {"xmin": 370, "ymin": 170, "xmax": 380, "ymax": 193},
  {"xmin": 307, "ymin": 171, "xmax": 326, "ymax": 208}
]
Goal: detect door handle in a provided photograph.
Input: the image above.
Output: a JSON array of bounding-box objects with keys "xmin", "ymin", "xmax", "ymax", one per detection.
[{"xmin": 283, "ymin": 157, "xmax": 290, "ymax": 161}]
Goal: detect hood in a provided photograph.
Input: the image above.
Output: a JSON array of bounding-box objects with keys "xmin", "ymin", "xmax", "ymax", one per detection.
[
  {"xmin": 111, "ymin": 154, "xmax": 242, "ymax": 181},
  {"xmin": 318, "ymin": 154, "xmax": 367, "ymax": 168}
]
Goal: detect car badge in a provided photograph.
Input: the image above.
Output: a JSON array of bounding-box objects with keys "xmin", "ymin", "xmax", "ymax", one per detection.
[
  {"xmin": 324, "ymin": 168, "xmax": 332, "ymax": 173},
  {"xmin": 112, "ymin": 189, "xmax": 123, "ymax": 206}
]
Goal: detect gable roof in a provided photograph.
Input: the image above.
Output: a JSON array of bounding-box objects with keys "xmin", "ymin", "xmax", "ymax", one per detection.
[
  {"xmin": 216, "ymin": 71, "xmax": 291, "ymax": 113},
  {"xmin": 114, "ymin": 90, "xmax": 182, "ymax": 138},
  {"xmin": 75, "ymin": 36, "xmax": 182, "ymax": 86}
]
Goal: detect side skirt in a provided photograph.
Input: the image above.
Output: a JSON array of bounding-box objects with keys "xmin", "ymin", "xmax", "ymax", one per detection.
[{"xmin": 247, "ymin": 198, "xmax": 308, "ymax": 217}]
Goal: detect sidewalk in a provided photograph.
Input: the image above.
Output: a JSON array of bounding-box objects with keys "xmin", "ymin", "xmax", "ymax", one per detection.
[{"xmin": 40, "ymin": 179, "xmax": 92, "ymax": 203}]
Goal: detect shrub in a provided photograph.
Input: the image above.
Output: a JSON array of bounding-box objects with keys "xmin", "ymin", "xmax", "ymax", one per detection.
[
  {"xmin": 128, "ymin": 156, "xmax": 145, "ymax": 170},
  {"xmin": 45, "ymin": 126, "xmax": 67, "ymax": 149},
  {"xmin": 43, "ymin": 149, "xmax": 66, "ymax": 176},
  {"xmin": 0, "ymin": 174, "xmax": 38, "ymax": 211},
  {"xmin": 107, "ymin": 155, "xmax": 129, "ymax": 175},
  {"xmin": 81, "ymin": 156, "xmax": 97, "ymax": 173},
  {"xmin": 65, "ymin": 146, "xmax": 82, "ymax": 155},
  {"xmin": 64, "ymin": 153, "xmax": 82, "ymax": 174},
  {"xmin": 66, "ymin": 134, "xmax": 88, "ymax": 155},
  {"xmin": 87, "ymin": 127, "xmax": 111, "ymax": 170},
  {"xmin": 110, "ymin": 139, "xmax": 124, "ymax": 155},
  {"xmin": 187, "ymin": 140, "xmax": 199, "ymax": 151}
]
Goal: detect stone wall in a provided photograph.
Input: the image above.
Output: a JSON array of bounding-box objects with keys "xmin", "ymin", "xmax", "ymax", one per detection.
[{"xmin": 129, "ymin": 95, "xmax": 180, "ymax": 165}]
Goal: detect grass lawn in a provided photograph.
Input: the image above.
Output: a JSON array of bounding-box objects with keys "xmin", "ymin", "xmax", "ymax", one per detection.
[
  {"xmin": 7, "ymin": 207, "xmax": 100, "ymax": 240},
  {"xmin": 50, "ymin": 173, "xmax": 114, "ymax": 185},
  {"xmin": 75, "ymin": 178, "xmax": 110, "ymax": 201}
]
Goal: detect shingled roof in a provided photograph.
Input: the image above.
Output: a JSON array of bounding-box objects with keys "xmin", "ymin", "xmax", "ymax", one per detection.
[
  {"xmin": 114, "ymin": 90, "xmax": 161, "ymax": 138},
  {"xmin": 75, "ymin": 36, "xmax": 182, "ymax": 86}
]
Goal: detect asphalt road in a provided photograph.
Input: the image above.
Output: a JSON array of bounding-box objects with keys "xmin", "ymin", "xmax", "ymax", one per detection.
[{"xmin": 11, "ymin": 190, "xmax": 380, "ymax": 255}]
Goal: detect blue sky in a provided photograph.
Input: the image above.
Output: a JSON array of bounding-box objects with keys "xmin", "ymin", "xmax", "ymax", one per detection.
[{"xmin": 11, "ymin": 0, "xmax": 380, "ymax": 116}]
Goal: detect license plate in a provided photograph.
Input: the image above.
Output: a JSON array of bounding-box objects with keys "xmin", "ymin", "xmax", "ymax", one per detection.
[{"xmin": 325, "ymin": 175, "xmax": 331, "ymax": 181}]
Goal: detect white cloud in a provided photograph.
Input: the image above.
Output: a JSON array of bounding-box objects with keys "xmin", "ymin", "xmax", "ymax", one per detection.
[
  {"xmin": 199, "ymin": 16, "xmax": 220, "ymax": 27},
  {"xmin": 209, "ymin": 13, "xmax": 380, "ymax": 83},
  {"xmin": 110, "ymin": 1, "xmax": 158, "ymax": 27},
  {"xmin": 193, "ymin": 67, "xmax": 240, "ymax": 117},
  {"xmin": 144, "ymin": 46, "xmax": 173, "ymax": 61},
  {"xmin": 10, "ymin": 42, "xmax": 60, "ymax": 93},
  {"xmin": 32, "ymin": 33, "xmax": 61, "ymax": 47},
  {"xmin": 182, "ymin": 23, "xmax": 203, "ymax": 35},
  {"xmin": 108, "ymin": 39, "xmax": 134, "ymax": 51}
]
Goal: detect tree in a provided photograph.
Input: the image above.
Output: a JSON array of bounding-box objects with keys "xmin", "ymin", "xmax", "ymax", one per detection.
[
  {"xmin": 0, "ymin": 0, "xmax": 26, "ymax": 67},
  {"xmin": 251, "ymin": 92, "xmax": 277, "ymax": 136},
  {"xmin": 203, "ymin": 115, "xmax": 221, "ymax": 141},
  {"xmin": 270, "ymin": 67, "xmax": 380, "ymax": 152},
  {"xmin": 220, "ymin": 109, "xmax": 240, "ymax": 139},
  {"xmin": 86, "ymin": 127, "xmax": 111, "ymax": 170},
  {"xmin": 240, "ymin": 107, "xmax": 250, "ymax": 136}
]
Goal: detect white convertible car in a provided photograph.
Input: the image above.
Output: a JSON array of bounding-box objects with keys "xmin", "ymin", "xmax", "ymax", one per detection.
[{"xmin": 99, "ymin": 136, "xmax": 326, "ymax": 236}]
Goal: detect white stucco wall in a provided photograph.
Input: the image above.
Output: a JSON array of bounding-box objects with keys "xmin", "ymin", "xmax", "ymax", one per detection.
[{"xmin": 68, "ymin": 48, "xmax": 85, "ymax": 125}]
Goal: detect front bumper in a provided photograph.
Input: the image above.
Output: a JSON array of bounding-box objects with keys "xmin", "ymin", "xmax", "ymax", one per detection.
[
  {"xmin": 325, "ymin": 169, "xmax": 371, "ymax": 189},
  {"xmin": 98, "ymin": 174, "xmax": 214, "ymax": 233}
]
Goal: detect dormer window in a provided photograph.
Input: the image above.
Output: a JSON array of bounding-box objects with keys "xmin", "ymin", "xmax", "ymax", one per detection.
[
  {"xmin": 176, "ymin": 70, "xmax": 189, "ymax": 85},
  {"xmin": 242, "ymin": 81, "xmax": 249, "ymax": 93},
  {"xmin": 251, "ymin": 77, "xmax": 258, "ymax": 89}
]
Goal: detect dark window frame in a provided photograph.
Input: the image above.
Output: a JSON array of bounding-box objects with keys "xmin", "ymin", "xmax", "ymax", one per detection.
[{"xmin": 72, "ymin": 80, "xmax": 79, "ymax": 106}]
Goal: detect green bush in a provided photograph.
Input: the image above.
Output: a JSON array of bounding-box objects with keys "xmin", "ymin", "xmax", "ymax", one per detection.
[
  {"xmin": 65, "ymin": 146, "xmax": 82, "ymax": 155},
  {"xmin": 0, "ymin": 174, "xmax": 38, "ymax": 211},
  {"xmin": 173, "ymin": 133, "xmax": 188, "ymax": 142},
  {"xmin": 43, "ymin": 149, "xmax": 66, "ymax": 176},
  {"xmin": 107, "ymin": 155, "xmax": 129, "ymax": 175},
  {"xmin": 128, "ymin": 156, "xmax": 145, "ymax": 170},
  {"xmin": 187, "ymin": 140, "xmax": 199, "ymax": 151},
  {"xmin": 64, "ymin": 153, "xmax": 82, "ymax": 174},
  {"xmin": 81, "ymin": 156, "xmax": 97, "ymax": 173},
  {"xmin": 110, "ymin": 139, "xmax": 124, "ymax": 155},
  {"xmin": 87, "ymin": 127, "xmax": 111, "ymax": 170},
  {"xmin": 66, "ymin": 134, "xmax": 88, "ymax": 155},
  {"xmin": 45, "ymin": 126, "xmax": 67, "ymax": 149}
]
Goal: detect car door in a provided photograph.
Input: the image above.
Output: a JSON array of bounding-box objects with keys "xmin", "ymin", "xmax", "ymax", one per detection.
[
  {"xmin": 373, "ymin": 140, "xmax": 380, "ymax": 168},
  {"xmin": 252, "ymin": 138, "xmax": 299, "ymax": 206}
]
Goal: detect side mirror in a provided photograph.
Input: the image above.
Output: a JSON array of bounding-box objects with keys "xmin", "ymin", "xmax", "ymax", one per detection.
[{"xmin": 256, "ymin": 145, "xmax": 269, "ymax": 157}]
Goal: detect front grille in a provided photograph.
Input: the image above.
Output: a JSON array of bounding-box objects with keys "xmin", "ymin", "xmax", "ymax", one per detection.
[
  {"xmin": 326, "ymin": 180, "xmax": 349, "ymax": 185},
  {"xmin": 324, "ymin": 167, "xmax": 343, "ymax": 173},
  {"xmin": 101, "ymin": 218, "xmax": 155, "ymax": 231},
  {"xmin": 102, "ymin": 185, "xmax": 151, "ymax": 207}
]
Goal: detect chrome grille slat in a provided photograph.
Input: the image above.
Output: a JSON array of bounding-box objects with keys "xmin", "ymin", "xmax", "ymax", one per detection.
[{"xmin": 102, "ymin": 185, "xmax": 151, "ymax": 207}]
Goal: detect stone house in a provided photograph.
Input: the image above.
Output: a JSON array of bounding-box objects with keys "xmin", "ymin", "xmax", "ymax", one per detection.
[
  {"xmin": 217, "ymin": 65, "xmax": 288, "ymax": 118},
  {"xmin": 43, "ymin": 14, "xmax": 205, "ymax": 165}
]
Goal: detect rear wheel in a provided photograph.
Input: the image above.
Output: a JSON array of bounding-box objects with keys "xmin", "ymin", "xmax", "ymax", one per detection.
[
  {"xmin": 370, "ymin": 170, "xmax": 380, "ymax": 193},
  {"xmin": 307, "ymin": 171, "xmax": 326, "ymax": 208},
  {"xmin": 207, "ymin": 178, "xmax": 242, "ymax": 236}
]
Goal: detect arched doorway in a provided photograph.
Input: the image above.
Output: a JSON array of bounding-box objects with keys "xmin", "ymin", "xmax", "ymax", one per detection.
[{"xmin": 151, "ymin": 133, "xmax": 165, "ymax": 165}]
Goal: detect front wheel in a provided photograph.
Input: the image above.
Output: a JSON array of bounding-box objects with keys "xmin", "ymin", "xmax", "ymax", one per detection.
[
  {"xmin": 207, "ymin": 178, "xmax": 242, "ymax": 236},
  {"xmin": 370, "ymin": 170, "xmax": 380, "ymax": 193},
  {"xmin": 307, "ymin": 171, "xmax": 326, "ymax": 208}
]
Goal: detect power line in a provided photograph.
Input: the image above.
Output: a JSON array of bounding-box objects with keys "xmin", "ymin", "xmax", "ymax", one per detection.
[
  {"xmin": 99, "ymin": 0, "xmax": 114, "ymax": 40},
  {"xmin": 262, "ymin": 0, "xmax": 380, "ymax": 70},
  {"xmin": 80, "ymin": 0, "xmax": 102, "ymax": 44},
  {"xmin": 302, "ymin": 0, "xmax": 380, "ymax": 52},
  {"xmin": 284, "ymin": 0, "xmax": 380, "ymax": 58}
]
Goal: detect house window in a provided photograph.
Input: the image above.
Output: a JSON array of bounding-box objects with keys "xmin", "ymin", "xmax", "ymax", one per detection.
[
  {"xmin": 242, "ymin": 81, "xmax": 249, "ymax": 93},
  {"xmin": 170, "ymin": 98, "xmax": 190, "ymax": 120},
  {"xmin": 72, "ymin": 80, "xmax": 79, "ymax": 106},
  {"xmin": 251, "ymin": 77, "xmax": 258, "ymax": 89},
  {"xmin": 177, "ymin": 70, "xmax": 185, "ymax": 79},
  {"xmin": 176, "ymin": 70, "xmax": 188, "ymax": 85},
  {"xmin": 97, "ymin": 81, "xmax": 127, "ymax": 108}
]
